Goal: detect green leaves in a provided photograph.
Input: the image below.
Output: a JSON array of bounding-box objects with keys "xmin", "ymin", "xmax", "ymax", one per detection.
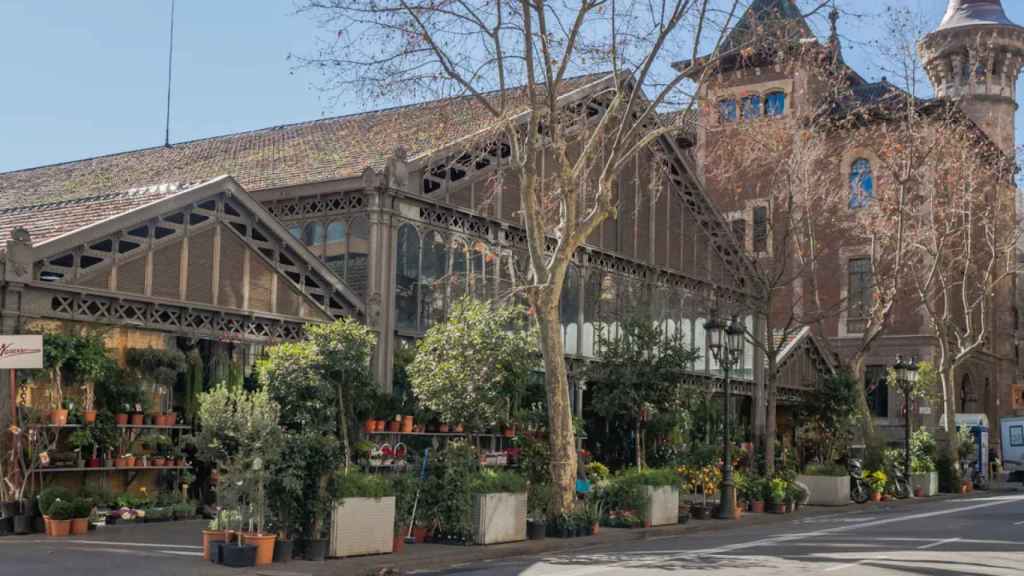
[{"xmin": 409, "ymin": 298, "xmax": 538, "ymax": 430}]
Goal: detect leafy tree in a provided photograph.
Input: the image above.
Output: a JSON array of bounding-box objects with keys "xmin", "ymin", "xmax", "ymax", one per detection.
[
  {"xmin": 409, "ymin": 298, "xmax": 538, "ymax": 431},
  {"xmin": 585, "ymin": 314, "xmax": 701, "ymax": 470},
  {"xmin": 797, "ymin": 372, "xmax": 861, "ymax": 466}
]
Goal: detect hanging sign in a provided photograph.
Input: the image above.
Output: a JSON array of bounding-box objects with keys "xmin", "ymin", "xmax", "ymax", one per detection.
[{"xmin": 0, "ymin": 335, "xmax": 43, "ymax": 369}]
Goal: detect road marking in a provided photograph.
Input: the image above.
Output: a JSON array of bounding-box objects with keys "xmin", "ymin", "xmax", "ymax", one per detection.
[
  {"xmin": 543, "ymin": 495, "xmax": 1024, "ymax": 576},
  {"xmin": 917, "ymin": 537, "xmax": 959, "ymax": 550},
  {"xmin": 60, "ymin": 539, "xmax": 202, "ymax": 550},
  {"xmin": 823, "ymin": 556, "xmax": 888, "ymax": 572},
  {"xmin": 159, "ymin": 550, "xmax": 203, "ymax": 557},
  {"xmin": 1013, "ymin": 520, "xmax": 1024, "ymax": 526}
]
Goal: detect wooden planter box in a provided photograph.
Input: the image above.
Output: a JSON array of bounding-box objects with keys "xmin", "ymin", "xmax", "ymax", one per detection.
[
  {"xmin": 797, "ymin": 475, "xmax": 850, "ymax": 506},
  {"xmin": 329, "ymin": 496, "xmax": 395, "ymax": 558},
  {"xmin": 645, "ymin": 486, "xmax": 680, "ymax": 527},
  {"xmin": 472, "ymin": 492, "xmax": 527, "ymax": 545},
  {"xmin": 912, "ymin": 472, "xmax": 938, "ymax": 497}
]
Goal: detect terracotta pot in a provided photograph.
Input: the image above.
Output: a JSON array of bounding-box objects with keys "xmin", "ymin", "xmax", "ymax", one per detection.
[
  {"xmin": 591, "ymin": 522, "xmax": 600, "ymax": 536},
  {"xmin": 124, "ymin": 456, "xmax": 137, "ymax": 467},
  {"xmin": 166, "ymin": 412, "xmax": 178, "ymax": 426},
  {"xmin": 113, "ymin": 457, "xmax": 126, "ymax": 468},
  {"xmin": 401, "ymin": 416, "xmax": 414, "ymax": 433},
  {"xmin": 50, "ymin": 409, "xmax": 69, "ymax": 427},
  {"xmin": 413, "ymin": 526, "xmax": 429, "ymax": 543},
  {"xmin": 393, "ymin": 534, "xmax": 405, "ymax": 553},
  {"xmin": 734, "ymin": 506, "xmax": 744, "ymax": 519},
  {"xmin": 71, "ymin": 517, "xmax": 89, "ymax": 535},
  {"xmin": 914, "ymin": 487, "xmax": 924, "ymax": 498},
  {"xmin": 244, "ymin": 533, "xmax": 277, "ymax": 566},
  {"xmin": 438, "ymin": 424, "xmax": 450, "ymax": 433},
  {"xmin": 87, "ymin": 458, "xmax": 101, "ymax": 468},
  {"xmin": 115, "ymin": 413, "xmax": 129, "ymax": 426},
  {"xmin": 50, "ymin": 519, "xmax": 71, "ymax": 537},
  {"xmin": 870, "ymin": 492, "xmax": 882, "ymax": 502},
  {"xmin": 960, "ymin": 485, "xmax": 968, "ymax": 494},
  {"xmin": 375, "ymin": 420, "xmax": 386, "ymax": 431},
  {"xmin": 203, "ymin": 530, "xmax": 229, "ymax": 560},
  {"xmin": 152, "ymin": 457, "xmax": 166, "ymax": 467},
  {"xmin": 454, "ymin": 423, "xmax": 464, "ymax": 433},
  {"xmin": 750, "ymin": 500, "xmax": 765, "ymax": 513},
  {"xmin": 83, "ymin": 410, "xmax": 97, "ymax": 424},
  {"xmin": 364, "ymin": 419, "xmax": 376, "ymax": 433},
  {"xmin": 772, "ymin": 503, "xmax": 785, "ymax": 514},
  {"xmin": 503, "ymin": 427, "xmax": 516, "ymax": 438},
  {"xmin": 130, "ymin": 413, "xmax": 144, "ymax": 426},
  {"xmin": 43, "ymin": 516, "xmax": 52, "ymax": 536},
  {"xmin": 387, "ymin": 421, "xmax": 401, "ymax": 432}
]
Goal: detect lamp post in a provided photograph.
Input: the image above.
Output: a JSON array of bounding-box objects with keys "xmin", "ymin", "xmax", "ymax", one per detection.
[
  {"xmin": 894, "ymin": 355, "xmax": 919, "ymax": 488},
  {"xmin": 705, "ymin": 312, "xmax": 745, "ymax": 520}
]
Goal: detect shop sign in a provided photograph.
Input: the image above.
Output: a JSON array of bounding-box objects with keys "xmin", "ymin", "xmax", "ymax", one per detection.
[{"xmin": 0, "ymin": 335, "xmax": 43, "ymax": 369}]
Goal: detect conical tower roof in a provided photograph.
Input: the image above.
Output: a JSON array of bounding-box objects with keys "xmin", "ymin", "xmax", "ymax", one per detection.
[{"xmin": 936, "ymin": 0, "xmax": 1020, "ymax": 31}]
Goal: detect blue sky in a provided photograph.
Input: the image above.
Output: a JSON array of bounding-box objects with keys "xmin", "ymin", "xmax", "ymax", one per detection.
[{"xmin": 2, "ymin": 0, "xmax": 1023, "ymax": 173}]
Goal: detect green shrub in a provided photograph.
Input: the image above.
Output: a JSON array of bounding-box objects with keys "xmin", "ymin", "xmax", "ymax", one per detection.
[
  {"xmin": 768, "ymin": 478, "xmax": 787, "ymax": 504},
  {"xmin": 172, "ymin": 502, "xmax": 196, "ymax": 518},
  {"xmin": 48, "ymin": 500, "xmax": 75, "ymax": 521},
  {"xmin": 937, "ymin": 454, "xmax": 959, "ymax": 493},
  {"xmin": 334, "ymin": 470, "xmax": 394, "ymax": 500},
  {"xmin": 38, "ymin": 487, "xmax": 73, "ymax": 516},
  {"xmin": 803, "ymin": 463, "xmax": 847, "ymax": 476},
  {"xmin": 71, "ymin": 498, "xmax": 94, "ymax": 519},
  {"xmin": 471, "ymin": 469, "xmax": 527, "ymax": 494},
  {"xmin": 635, "ymin": 468, "xmax": 679, "ymax": 488},
  {"xmin": 422, "ymin": 442, "xmax": 478, "ymax": 539},
  {"xmin": 586, "ymin": 462, "xmax": 610, "ymax": 482},
  {"xmin": 208, "ymin": 509, "xmax": 241, "ymax": 531}
]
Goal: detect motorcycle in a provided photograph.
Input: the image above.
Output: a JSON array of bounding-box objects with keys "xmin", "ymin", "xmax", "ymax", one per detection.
[{"xmin": 849, "ymin": 459, "xmax": 870, "ymax": 504}]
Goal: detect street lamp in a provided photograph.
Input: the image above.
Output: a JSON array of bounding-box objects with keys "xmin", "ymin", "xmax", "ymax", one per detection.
[
  {"xmin": 704, "ymin": 312, "xmax": 745, "ymax": 519},
  {"xmin": 894, "ymin": 355, "xmax": 919, "ymax": 489}
]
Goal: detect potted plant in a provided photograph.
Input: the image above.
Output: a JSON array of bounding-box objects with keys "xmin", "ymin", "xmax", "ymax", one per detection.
[
  {"xmin": 70, "ymin": 498, "xmax": 93, "ymax": 535},
  {"xmin": 866, "ymin": 470, "xmax": 887, "ymax": 502},
  {"xmin": 748, "ymin": 477, "xmax": 767, "ymax": 513},
  {"xmin": 768, "ymin": 478, "xmax": 787, "ymax": 513},
  {"xmin": 910, "ymin": 430, "xmax": 939, "ymax": 497},
  {"xmin": 242, "ymin": 458, "xmax": 279, "ymax": 566},
  {"xmin": 469, "ymin": 468, "xmax": 528, "ymax": 544},
  {"xmin": 581, "ymin": 496, "xmax": 604, "ymax": 535},
  {"xmin": 329, "ymin": 470, "xmax": 396, "ymax": 556},
  {"xmin": 47, "ymin": 500, "xmax": 74, "ymax": 537},
  {"xmin": 203, "ymin": 509, "xmax": 239, "ymax": 561},
  {"xmin": 67, "ymin": 428, "xmax": 95, "ymax": 469}
]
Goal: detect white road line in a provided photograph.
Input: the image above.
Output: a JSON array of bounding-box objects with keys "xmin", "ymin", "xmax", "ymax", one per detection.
[
  {"xmin": 823, "ymin": 556, "xmax": 888, "ymax": 572},
  {"xmin": 59, "ymin": 539, "xmax": 202, "ymax": 550},
  {"xmin": 917, "ymin": 537, "xmax": 959, "ymax": 550},
  {"xmin": 1013, "ymin": 520, "xmax": 1024, "ymax": 526},
  {"xmin": 158, "ymin": 550, "xmax": 203, "ymax": 557},
  {"xmin": 544, "ymin": 495, "xmax": 1024, "ymax": 576}
]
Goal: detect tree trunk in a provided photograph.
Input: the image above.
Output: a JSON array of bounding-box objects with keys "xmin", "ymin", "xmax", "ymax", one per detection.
[
  {"xmin": 535, "ymin": 296, "xmax": 577, "ymax": 516},
  {"xmin": 764, "ymin": 353, "xmax": 779, "ymax": 477},
  {"xmin": 849, "ymin": 354, "xmax": 876, "ymax": 444},
  {"xmin": 337, "ymin": 380, "xmax": 351, "ymax": 472},
  {"xmin": 635, "ymin": 421, "xmax": 643, "ymax": 471}
]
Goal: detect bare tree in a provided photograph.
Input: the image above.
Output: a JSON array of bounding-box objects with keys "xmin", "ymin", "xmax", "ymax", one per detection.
[{"xmin": 294, "ymin": 0, "xmax": 756, "ymax": 513}]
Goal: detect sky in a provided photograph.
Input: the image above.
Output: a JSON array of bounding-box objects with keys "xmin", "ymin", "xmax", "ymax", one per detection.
[{"xmin": 2, "ymin": 0, "xmax": 1024, "ymax": 174}]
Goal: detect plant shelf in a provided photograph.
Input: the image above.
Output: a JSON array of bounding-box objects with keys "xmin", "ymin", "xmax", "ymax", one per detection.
[
  {"xmin": 367, "ymin": 431, "xmax": 508, "ymax": 438},
  {"xmin": 34, "ymin": 465, "xmax": 190, "ymax": 473}
]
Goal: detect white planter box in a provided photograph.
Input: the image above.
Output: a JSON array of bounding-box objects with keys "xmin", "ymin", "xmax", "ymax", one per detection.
[
  {"xmin": 797, "ymin": 475, "xmax": 850, "ymax": 506},
  {"xmin": 912, "ymin": 472, "xmax": 938, "ymax": 497},
  {"xmin": 645, "ymin": 486, "xmax": 680, "ymax": 527},
  {"xmin": 472, "ymin": 492, "xmax": 527, "ymax": 545},
  {"xmin": 329, "ymin": 496, "xmax": 395, "ymax": 558}
]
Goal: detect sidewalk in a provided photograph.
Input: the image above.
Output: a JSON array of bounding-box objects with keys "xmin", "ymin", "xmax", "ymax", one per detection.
[{"xmin": 246, "ymin": 491, "xmax": 985, "ymax": 576}]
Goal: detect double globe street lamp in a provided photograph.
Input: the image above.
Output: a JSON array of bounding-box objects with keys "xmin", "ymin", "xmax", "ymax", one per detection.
[
  {"xmin": 704, "ymin": 312, "xmax": 745, "ymax": 520},
  {"xmin": 893, "ymin": 355, "xmax": 919, "ymax": 490}
]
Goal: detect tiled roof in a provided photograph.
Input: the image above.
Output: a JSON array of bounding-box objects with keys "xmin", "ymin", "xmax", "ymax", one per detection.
[
  {"xmin": 0, "ymin": 74, "xmax": 609, "ymax": 211},
  {"xmin": 936, "ymin": 0, "xmax": 1020, "ymax": 32},
  {"xmin": 0, "ymin": 183, "xmax": 186, "ymax": 247}
]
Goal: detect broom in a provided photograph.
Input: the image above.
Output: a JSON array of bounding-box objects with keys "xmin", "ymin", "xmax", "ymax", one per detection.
[{"xmin": 404, "ymin": 448, "xmax": 430, "ymax": 544}]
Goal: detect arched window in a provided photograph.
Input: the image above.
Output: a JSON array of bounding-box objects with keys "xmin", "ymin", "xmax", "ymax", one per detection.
[
  {"xmin": 849, "ymin": 158, "xmax": 874, "ymax": 208},
  {"xmin": 302, "ymin": 222, "xmax": 324, "ymax": 257},
  {"xmin": 420, "ymin": 231, "xmax": 448, "ymax": 330},
  {"xmin": 765, "ymin": 91, "xmax": 786, "ymax": 117},
  {"xmin": 742, "ymin": 95, "xmax": 762, "ymax": 120},
  {"xmin": 560, "ymin": 264, "xmax": 580, "ymax": 355},
  {"xmin": 449, "ymin": 238, "xmax": 469, "ymax": 302},
  {"xmin": 396, "ymin": 224, "xmax": 420, "ymax": 330},
  {"xmin": 719, "ymin": 99, "xmax": 738, "ymax": 123},
  {"xmin": 324, "ymin": 221, "xmax": 347, "ymax": 278},
  {"xmin": 348, "ymin": 216, "xmax": 370, "ymax": 298}
]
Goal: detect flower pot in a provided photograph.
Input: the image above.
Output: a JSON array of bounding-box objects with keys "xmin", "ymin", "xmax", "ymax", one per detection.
[
  {"xmin": 503, "ymin": 427, "xmax": 515, "ymax": 438},
  {"xmin": 130, "ymin": 413, "xmax": 144, "ymax": 426},
  {"xmin": 413, "ymin": 526, "xmax": 430, "ymax": 543},
  {"xmin": 527, "ymin": 521, "xmax": 547, "ymax": 540},
  {"xmin": 678, "ymin": 511, "xmax": 691, "ymax": 525},
  {"xmin": 375, "ymin": 420, "xmax": 386, "ymax": 431},
  {"xmin": 771, "ymin": 503, "xmax": 785, "ymax": 514},
  {"xmin": 914, "ymin": 487, "xmax": 924, "ymax": 497},
  {"xmin": 438, "ymin": 424, "xmax": 450, "ymax": 433},
  {"xmin": 387, "ymin": 421, "xmax": 400, "ymax": 432},
  {"xmin": 304, "ymin": 538, "xmax": 328, "ymax": 561},
  {"xmin": 750, "ymin": 500, "xmax": 765, "ymax": 513},
  {"xmin": 151, "ymin": 457, "xmax": 166, "ymax": 467},
  {"xmin": 591, "ymin": 522, "xmax": 600, "ymax": 535},
  {"xmin": 43, "ymin": 516, "xmax": 52, "ymax": 536},
  {"xmin": 50, "ymin": 409, "xmax": 69, "ymax": 427},
  {"xmin": 244, "ymin": 533, "xmax": 277, "ymax": 566},
  {"xmin": 203, "ymin": 530, "xmax": 228, "ymax": 561},
  {"xmin": 0, "ymin": 517, "xmax": 12, "ymax": 535},
  {"xmin": 364, "ymin": 419, "xmax": 376, "ymax": 433},
  {"xmin": 454, "ymin": 423, "xmax": 465, "ymax": 433},
  {"xmin": 273, "ymin": 538, "xmax": 294, "ymax": 563},
  {"xmin": 733, "ymin": 506, "xmax": 744, "ymax": 519},
  {"xmin": 166, "ymin": 412, "xmax": 178, "ymax": 426},
  {"xmin": 115, "ymin": 413, "xmax": 129, "ymax": 425},
  {"xmin": 392, "ymin": 534, "xmax": 405, "ymax": 553},
  {"xmin": 222, "ymin": 543, "xmax": 258, "ymax": 567},
  {"xmin": 87, "ymin": 458, "xmax": 101, "ymax": 468},
  {"xmin": 113, "ymin": 457, "xmax": 126, "ymax": 468},
  {"xmin": 124, "ymin": 456, "xmax": 136, "ymax": 467},
  {"xmin": 401, "ymin": 416, "xmax": 414, "ymax": 433},
  {"xmin": 49, "ymin": 519, "xmax": 71, "ymax": 537},
  {"xmin": 13, "ymin": 515, "xmax": 30, "ymax": 535},
  {"xmin": 71, "ymin": 517, "xmax": 89, "ymax": 535},
  {"xmin": 83, "ymin": 410, "xmax": 97, "ymax": 424},
  {"xmin": 870, "ymin": 492, "xmax": 882, "ymax": 502},
  {"xmin": 1, "ymin": 501, "xmax": 18, "ymax": 518}
]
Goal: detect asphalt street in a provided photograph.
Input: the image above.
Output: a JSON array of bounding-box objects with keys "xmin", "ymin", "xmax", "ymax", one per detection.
[
  {"xmin": 1, "ymin": 494, "xmax": 1022, "ymax": 575},
  {"xmin": 436, "ymin": 494, "xmax": 1024, "ymax": 576}
]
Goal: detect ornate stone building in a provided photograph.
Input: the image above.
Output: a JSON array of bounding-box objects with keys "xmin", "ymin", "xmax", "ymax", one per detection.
[{"xmin": 686, "ymin": 0, "xmax": 1024, "ymax": 453}]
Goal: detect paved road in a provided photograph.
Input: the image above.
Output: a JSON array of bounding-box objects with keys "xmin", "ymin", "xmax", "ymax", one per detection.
[
  {"xmin": 434, "ymin": 494, "xmax": 1024, "ymax": 576},
  {"xmin": 1, "ymin": 495, "xmax": 1023, "ymax": 575}
]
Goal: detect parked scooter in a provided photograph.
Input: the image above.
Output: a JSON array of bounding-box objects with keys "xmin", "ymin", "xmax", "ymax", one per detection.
[{"xmin": 849, "ymin": 458, "xmax": 870, "ymax": 504}]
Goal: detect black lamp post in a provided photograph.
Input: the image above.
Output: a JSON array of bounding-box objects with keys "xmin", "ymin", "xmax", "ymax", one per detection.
[
  {"xmin": 705, "ymin": 312, "xmax": 745, "ymax": 520},
  {"xmin": 894, "ymin": 355, "xmax": 919, "ymax": 487}
]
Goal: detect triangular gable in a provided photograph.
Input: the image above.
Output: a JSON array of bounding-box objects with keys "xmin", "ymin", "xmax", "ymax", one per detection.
[
  {"xmin": 23, "ymin": 176, "xmax": 364, "ymax": 322},
  {"xmin": 721, "ymin": 0, "xmax": 811, "ymax": 53},
  {"xmin": 776, "ymin": 326, "xmax": 837, "ymax": 374}
]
